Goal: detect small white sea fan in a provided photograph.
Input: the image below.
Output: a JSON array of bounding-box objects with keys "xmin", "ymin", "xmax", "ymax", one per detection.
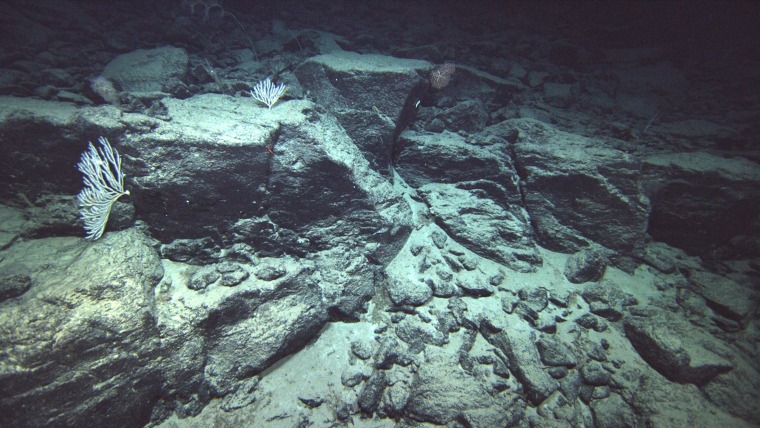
[
  {"xmin": 91, "ymin": 76, "xmax": 120, "ymax": 105},
  {"xmin": 250, "ymin": 78, "xmax": 287, "ymax": 109}
]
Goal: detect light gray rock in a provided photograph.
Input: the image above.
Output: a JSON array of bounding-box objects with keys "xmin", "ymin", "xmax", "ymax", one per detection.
[
  {"xmin": 702, "ymin": 359, "xmax": 760, "ymax": 423},
  {"xmin": 158, "ymin": 256, "xmax": 330, "ymax": 397},
  {"xmin": 420, "ymin": 183, "xmax": 541, "ymax": 272},
  {"xmin": 407, "ymin": 347, "xmax": 507, "ymax": 424},
  {"xmin": 537, "ymin": 335, "xmax": 578, "ymax": 368},
  {"xmin": 295, "ymin": 51, "xmax": 430, "ymax": 171},
  {"xmin": 396, "ymin": 130, "xmax": 517, "ymax": 190},
  {"xmin": 102, "ymin": 46, "xmax": 189, "ymax": 93},
  {"xmin": 590, "ymin": 393, "xmax": 638, "ymax": 428},
  {"xmin": 395, "ymin": 313, "xmax": 448, "ymax": 346},
  {"xmin": 687, "ymin": 269, "xmax": 754, "ymax": 325},
  {"xmin": 0, "ymin": 229, "xmax": 164, "ymax": 427},
  {"xmin": 581, "ymin": 281, "xmax": 638, "ymax": 322},
  {"xmin": 119, "ymin": 96, "xmax": 412, "ymax": 259},
  {"xmin": 507, "ymin": 118, "xmax": 650, "ymax": 268},
  {"xmin": 387, "ymin": 275, "xmax": 433, "ymax": 306},
  {"xmin": 581, "ymin": 361, "xmax": 611, "ymax": 387},
  {"xmin": 482, "ymin": 328, "xmax": 559, "ymax": 405},
  {"xmin": 0, "ymin": 94, "xmax": 412, "ymax": 268},
  {"xmin": 624, "ymin": 315, "xmax": 733, "ymax": 386},
  {"xmin": 0, "ymin": 228, "xmax": 334, "ymax": 427}
]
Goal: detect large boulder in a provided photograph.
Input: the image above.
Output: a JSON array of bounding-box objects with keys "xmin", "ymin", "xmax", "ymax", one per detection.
[
  {"xmin": 505, "ymin": 119, "xmax": 650, "ymax": 267},
  {"xmin": 623, "ymin": 314, "xmax": 733, "ymax": 386},
  {"xmin": 642, "ymin": 152, "xmax": 760, "ymax": 256},
  {"xmin": 295, "ymin": 50, "xmax": 430, "ymax": 171},
  {"xmin": 0, "ymin": 229, "xmax": 164, "ymax": 427}
]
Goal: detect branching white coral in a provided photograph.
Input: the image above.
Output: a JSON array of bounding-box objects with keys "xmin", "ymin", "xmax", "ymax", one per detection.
[
  {"xmin": 77, "ymin": 136, "xmax": 130, "ymax": 240},
  {"xmin": 250, "ymin": 78, "xmax": 287, "ymax": 109}
]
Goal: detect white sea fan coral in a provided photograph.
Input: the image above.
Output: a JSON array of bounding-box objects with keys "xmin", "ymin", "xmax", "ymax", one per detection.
[
  {"xmin": 250, "ymin": 78, "xmax": 287, "ymax": 109},
  {"xmin": 77, "ymin": 136, "xmax": 130, "ymax": 240}
]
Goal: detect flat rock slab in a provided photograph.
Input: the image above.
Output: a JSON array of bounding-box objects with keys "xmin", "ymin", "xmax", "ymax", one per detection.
[{"xmin": 624, "ymin": 315, "xmax": 733, "ymax": 386}]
